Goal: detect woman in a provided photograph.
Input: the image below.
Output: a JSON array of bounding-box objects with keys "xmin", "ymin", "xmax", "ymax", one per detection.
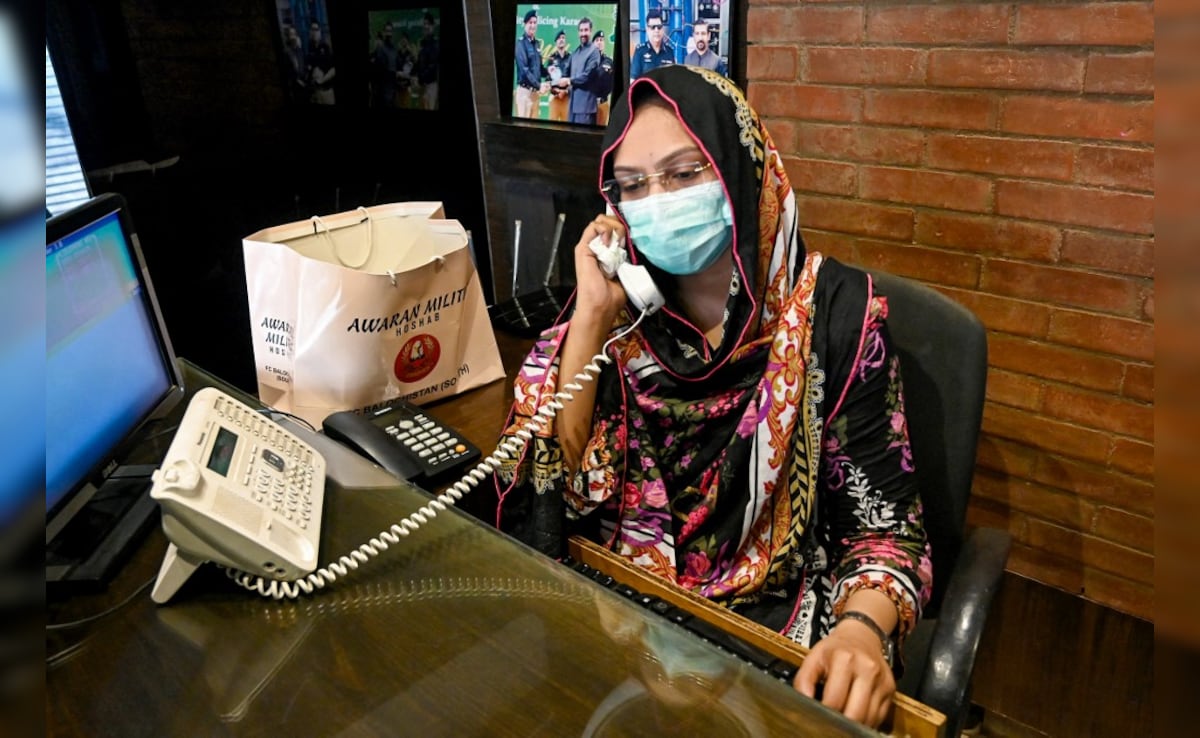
[{"xmin": 493, "ymin": 66, "xmax": 932, "ymax": 729}]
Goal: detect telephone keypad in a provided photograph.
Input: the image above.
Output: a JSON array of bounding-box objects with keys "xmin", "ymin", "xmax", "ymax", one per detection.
[{"xmin": 366, "ymin": 401, "xmax": 482, "ymax": 480}]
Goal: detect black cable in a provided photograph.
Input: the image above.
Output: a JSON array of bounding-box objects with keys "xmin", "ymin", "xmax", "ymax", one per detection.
[
  {"xmin": 257, "ymin": 407, "xmax": 317, "ymax": 433},
  {"xmin": 45, "ymin": 577, "xmax": 155, "ymax": 632}
]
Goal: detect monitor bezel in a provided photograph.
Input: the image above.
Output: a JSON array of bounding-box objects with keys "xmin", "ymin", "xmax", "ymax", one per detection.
[{"xmin": 44, "ymin": 192, "xmax": 185, "ymax": 539}]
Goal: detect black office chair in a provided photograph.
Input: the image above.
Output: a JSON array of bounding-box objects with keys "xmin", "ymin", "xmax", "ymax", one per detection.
[{"xmin": 866, "ymin": 269, "xmax": 1011, "ymax": 738}]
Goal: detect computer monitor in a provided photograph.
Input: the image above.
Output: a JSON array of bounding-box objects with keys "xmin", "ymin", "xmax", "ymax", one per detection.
[{"xmin": 45, "ymin": 192, "xmax": 184, "ymax": 593}]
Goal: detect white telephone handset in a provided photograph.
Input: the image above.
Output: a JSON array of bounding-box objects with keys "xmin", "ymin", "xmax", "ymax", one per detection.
[{"xmin": 587, "ymin": 233, "xmax": 665, "ymax": 316}]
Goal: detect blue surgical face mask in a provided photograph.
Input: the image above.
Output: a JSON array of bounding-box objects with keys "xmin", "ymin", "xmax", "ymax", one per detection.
[{"xmin": 620, "ymin": 180, "xmax": 734, "ymax": 276}]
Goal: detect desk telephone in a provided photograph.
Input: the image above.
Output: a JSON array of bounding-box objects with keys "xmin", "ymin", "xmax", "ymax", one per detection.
[{"xmin": 149, "ymin": 234, "xmax": 662, "ymax": 603}]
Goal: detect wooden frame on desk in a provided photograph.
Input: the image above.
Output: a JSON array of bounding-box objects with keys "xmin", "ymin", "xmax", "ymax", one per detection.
[{"xmin": 569, "ymin": 536, "xmax": 948, "ymax": 738}]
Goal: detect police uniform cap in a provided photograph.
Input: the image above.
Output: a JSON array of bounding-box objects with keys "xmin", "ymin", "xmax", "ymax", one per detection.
[
  {"xmin": 555, "ymin": 30, "xmax": 566, "ymax": 40},
  {"xmin": 523, "ymin": 10, "xmax": 537, "ymax": 23},
  {"xmin": 594, "ymin": 30, "xmax": 605, "ymax": 39}
]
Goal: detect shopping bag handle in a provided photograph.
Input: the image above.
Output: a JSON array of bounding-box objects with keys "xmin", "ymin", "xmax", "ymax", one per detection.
[{"xmin": 311, "ymin": 206, "xmax": 373, "ymax": 269}]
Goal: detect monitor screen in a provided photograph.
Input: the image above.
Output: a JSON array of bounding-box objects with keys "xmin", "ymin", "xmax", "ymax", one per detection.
[{"xmin": 45, "ymin": 193, "xmax": 183, "ymax": 589}]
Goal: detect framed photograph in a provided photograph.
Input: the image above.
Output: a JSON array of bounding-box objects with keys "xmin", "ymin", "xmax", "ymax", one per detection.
[
  {"xmin": 274, "ymin": 0, "xmax": 337, "ymax": 105},
  {"xmin": 628, "ymin": 1, "xmax": 732, "ymax": 83},
  {"xmin": 510, "ymin": 2, "xmax": 620, "ymax": 127},
  {"xmin": 367, "ymin": 6, "xmax": 442, "ymax": 110}
]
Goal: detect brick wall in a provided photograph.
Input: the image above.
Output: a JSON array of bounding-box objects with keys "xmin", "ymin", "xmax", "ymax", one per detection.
[{"xmin": 744, "ymin": 1, "xmax": 1153, "ymax": 619}]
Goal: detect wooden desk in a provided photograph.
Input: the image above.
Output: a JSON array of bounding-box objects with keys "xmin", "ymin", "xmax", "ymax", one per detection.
[{"xmin": 46, "ymin": 352, "xmax": 879, "ymax": 737}]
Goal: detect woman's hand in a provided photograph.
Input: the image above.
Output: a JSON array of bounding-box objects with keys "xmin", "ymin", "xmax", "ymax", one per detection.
[
  {"xmin": 794, "ymin": 620, "xmax": 895, "ymax": 728},
  {"xmin": 573, "ymin": 214, "xmax": 630, "ymax": 328}
]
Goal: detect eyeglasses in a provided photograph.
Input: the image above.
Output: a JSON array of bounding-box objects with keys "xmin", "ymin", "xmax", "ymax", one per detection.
[
  {"xmin": 601, "ymin": 161, "xmax": 713, "ymax": 203},
  {"xmin": 647, "ymin": 23, "xmax": 663, "ymax": 30}
]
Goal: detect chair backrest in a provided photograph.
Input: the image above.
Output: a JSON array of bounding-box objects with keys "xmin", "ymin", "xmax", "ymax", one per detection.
[{"xmin": 867, "ymin": 270, "xmax": 988, "ymax": 617}]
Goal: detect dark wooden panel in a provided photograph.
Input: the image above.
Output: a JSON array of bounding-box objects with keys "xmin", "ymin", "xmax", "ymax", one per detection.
[{"xmin": 971, "ymin": 572, "xmax": 1153, "ymax": 737}]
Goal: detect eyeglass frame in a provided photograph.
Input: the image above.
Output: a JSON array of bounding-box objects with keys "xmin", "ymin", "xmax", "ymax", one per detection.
[{"xmin": 601, "ymin": 161, "xmax": 715, "ymax": 204}]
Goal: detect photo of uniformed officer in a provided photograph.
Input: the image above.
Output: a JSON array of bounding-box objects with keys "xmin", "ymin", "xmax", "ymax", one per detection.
[
  {"xmin": 367, "ymin": 7, "xmax": 440, "ymax": 110},
  {"xmin": 511, "ymin": 3, "xmax": 619, "ymax": 126},
  {"xmin": 628, "ymin": 2, "xmax": 733, "ymax": 82}
]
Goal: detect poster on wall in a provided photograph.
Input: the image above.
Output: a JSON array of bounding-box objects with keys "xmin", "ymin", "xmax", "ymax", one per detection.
[
  {"xmin": 367, "ymin": 6, "xmax": 442, "ymax": 110},
  {"xmin": 511, "ymin": 2, "xmax": 620, "ymax": 127},
  {"xmin": 628, "ymin": 0, "xmax": 732, "ymax": 82},
  {"xmin": 274, "ymin": 0, "xmax": 337, "ymax": 105}
]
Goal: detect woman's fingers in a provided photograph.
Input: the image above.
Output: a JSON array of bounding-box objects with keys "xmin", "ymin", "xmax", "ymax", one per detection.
[
  {"xmin": 793, "ymin": 647, "xmax": 826, "ymax": 698},
  {"xmin": 793, "ymin": 636, "xmax": 894, "ymax": 729}
]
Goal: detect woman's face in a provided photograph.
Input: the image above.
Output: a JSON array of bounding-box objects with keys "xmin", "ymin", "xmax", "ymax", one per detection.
[{"xmin": 611, "ymin": 100, "xmax": 713, "ymax": 199}]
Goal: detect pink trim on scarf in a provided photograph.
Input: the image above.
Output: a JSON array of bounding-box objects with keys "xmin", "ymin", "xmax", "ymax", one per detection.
[
  {"xmin": 596, "ymin": 76, "xmax": 758, "ymax": 384},
  {"xmin": 826, "ymin": 273, "xmax": 875, "ymax": 427}
]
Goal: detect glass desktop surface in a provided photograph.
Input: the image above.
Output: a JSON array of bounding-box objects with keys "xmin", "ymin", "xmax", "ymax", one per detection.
[{"xmin": 46, "ymin": 361, "xmax": 875, "ymax": 738}]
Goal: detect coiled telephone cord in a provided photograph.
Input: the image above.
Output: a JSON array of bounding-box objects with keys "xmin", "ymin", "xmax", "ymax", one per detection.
[{"xmin": 228, "ymin": 310, "xmax": 649, "ymax": 600}]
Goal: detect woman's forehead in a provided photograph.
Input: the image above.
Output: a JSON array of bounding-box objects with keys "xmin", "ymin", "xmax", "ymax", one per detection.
[{"xmin": 612, "ymin": 102, "xmax": 698, "ymax": 165}]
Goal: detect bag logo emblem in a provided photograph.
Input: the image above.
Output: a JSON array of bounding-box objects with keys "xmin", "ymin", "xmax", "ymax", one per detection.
[{"xmin": 395, "ymin": 334, "xmax": 441, "ymax": 383}]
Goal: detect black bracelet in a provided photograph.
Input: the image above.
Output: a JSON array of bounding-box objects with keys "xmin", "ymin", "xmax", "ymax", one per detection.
[{"xmin": 837, "ymin": 610, "xmax": 895, "ymax": 666}]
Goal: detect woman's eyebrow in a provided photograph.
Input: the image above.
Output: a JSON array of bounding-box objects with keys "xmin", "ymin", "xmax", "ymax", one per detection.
[{"xmin": 612, "ymin": 145, "xmax": 705, "ymax": 174}]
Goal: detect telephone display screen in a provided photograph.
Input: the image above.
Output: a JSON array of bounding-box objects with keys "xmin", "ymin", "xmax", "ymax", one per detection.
[{"xmin": 206, "ymin": 427, "xmax": 237, "ymax": 477}]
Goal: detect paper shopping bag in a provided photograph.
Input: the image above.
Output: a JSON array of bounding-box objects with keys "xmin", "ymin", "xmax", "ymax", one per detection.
[{"xmin": 242, "ymin": 202, "xmax": 504, "ymax": 427}]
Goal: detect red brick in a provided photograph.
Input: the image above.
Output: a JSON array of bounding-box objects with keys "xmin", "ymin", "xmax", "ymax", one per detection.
[
  {"xmin": 1076, "ymin": 146, "xmax": 1154, "ymax": 192},
  {"xmin": 805, "ymin": 47, "xmax": 927, "ymax": 86},
  {"xmin": 797, "ymin": 124, "xmax": 925, "ymax": 165},
  {"xmin": 1110, "ymin": 438, "xmax": 1153, "ymax": 478},
  {"xmin": 1014, "ymin": 3, "xmax": 1155, "ymax": 47},
  {"xmin": 915, "ymin": 212, "xmax": 1061, "ymax": 262},
  {"xmin": 748, "ymin": 6, "xmax": 864, "ymax": 44},
  {"xmin": 1029, "ymin": 454, "xmax": 1154, "ymax": 516},
  {"xmin": 928, "ymin": 49, "xmax": 1085, "ymax": 92},
  {"xmin": 1026, "ymin": 518, "xmax": 1153, "ymax": 584},
  {"xmin": 797, "ymin": 195, "xmax": 914, "ymax": 240},
  {"xmin": 763, "ymin": 117, "xmax": 798, "ymax": 151},
  {"xmin": 867, "ymin": 4, "xmax": 1011, "ymax": 45},
  {"xmin": 1059, "ymin": 231, "xmax": 1154, "ymax": 278},
  {"xmin": 1092, "ymin": 506, "xmax": 1154, "ymax": 553},
  {"xmin": 974, "ymin": 469, "xmax": 1097, "ymax": 529},
  {"xmin": 995, "ymin": 180, "xmax": 1153, "ymax": 235},
  {"xmin": 976, "ymin": 435, "xmax": 1043, "ymax": 477},
  {"xmin": 1042, "ymin": 385, "xmax": 1153, "ymax": 440},
  {"xmin": 1047, "ymin": 311, "xmax": 1154, "ymax": 361},
  {"xmin": 860, "ymin": 166, "xmax": 992, "ymax": 212},
  {"xmin": 935, "ymin": 287, "xmax": 1053, "ymax": 338},
  {"xmin": 987, "ymin": 333, "xmax": 1125, "ymax": 392},
  {"xmin": 966, "ymin": 497, "xmax": 1029, "ymax": 541},
  {"xmin": 1007, "ymin": 543, "xmax": 1085, "ymax": 594},
  {"xmin": 796, "ymin": 230, "xmax": 854, "ymax": 265},
  {"xmin": 748, "ymin": 83, "xmax": 862, "ymax": 122},
  {"xmin": 986, "ymin": 368, "xmax": 1045, "ymax": 411},
  {"xmin": 981, "ymin": 260, "xmax": 1142, "ymax": 315},
  {"xmin": 926, "ymin": 134, "xmax": 1075, "ymax": 182},
  {"xmin": 1141, "ymin": 291, "xmax": 1154, "ymax": 321},
  {"xmin": 854, "ymin": 240, "xmax": 981, "ymax": 288},
  {"xmin": 783, "ymin": 157, "xmax": 857, "ymax": 197},
  {"xmin": 1000, "ymin": 96, "xmax": 1153, "ymax": 143},
  {"xmin": 982, "ymin": 402, "xmax": 1113, "ymax": 463},
  {"xmin": 746, "ymin": 45, "xmax": 799, "ymax": 82},
  {"xmin": 800, "ymin": 228, "xmax": 855, "ymax": 263},
  {"xmin": 866, "ymin": 89, "xmax": 997, "ymax": 131},
  {"xmin": 1085, "ymin": 52, "xmax": 1154, "ymax": 95},
  {"xmin": 1082, "ymin": 568, "xmax": 1153, "ymax": 621},
  {"xmin": 1122, "ymin": 363, "xmax": 1154, "ymax": 403}
]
